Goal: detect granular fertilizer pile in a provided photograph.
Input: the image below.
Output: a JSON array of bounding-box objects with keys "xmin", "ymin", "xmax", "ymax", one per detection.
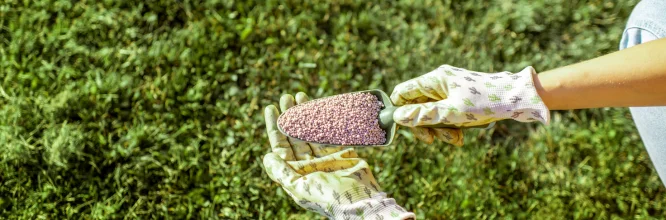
[{"xmin": 278, "ymin": 92, "xmax": 387, "ymax": 145}]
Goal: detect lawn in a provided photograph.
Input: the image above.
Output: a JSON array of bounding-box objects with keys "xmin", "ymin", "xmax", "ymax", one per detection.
[{"xmin": 1, "ymin": 0, "xmax": 664, "ymax": 219}]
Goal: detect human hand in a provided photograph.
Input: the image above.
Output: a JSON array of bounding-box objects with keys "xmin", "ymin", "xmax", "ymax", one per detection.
[
  {"xmin": 390, "ymin": 65, "xmax": 550, "ymax": 145},
  {"xmin": 263, "ymin": 92, "xmax": 415, "ymax": 220}
]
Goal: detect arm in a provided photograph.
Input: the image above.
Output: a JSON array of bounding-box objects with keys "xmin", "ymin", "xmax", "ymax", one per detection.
[{"xmin": 535, "ymin": 37, "xmax": 666, "ymax": 110}]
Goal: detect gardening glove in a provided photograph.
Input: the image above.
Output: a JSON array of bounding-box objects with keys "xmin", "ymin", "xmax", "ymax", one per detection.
[
  {"xmin": 263, "ymin": 92, "xmax": 415, "ymax": 220},
  {"xmin": 391, "ymin": 65, "xmax": 550, "ymax": 145}
]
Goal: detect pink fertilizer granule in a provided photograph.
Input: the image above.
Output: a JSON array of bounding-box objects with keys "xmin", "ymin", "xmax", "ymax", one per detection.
[{"xmin": 278, "ymin": 92, "xmax": 387, "ymax": 145}]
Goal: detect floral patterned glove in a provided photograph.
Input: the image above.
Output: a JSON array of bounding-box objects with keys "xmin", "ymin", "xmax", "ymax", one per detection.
[
  {"xmin": 391, "ymin": 65, "xmax": 550, "ymax": 145},
  {"xmin": 263, "ymin": 93, "xmax": 415, "ymax": 220}
]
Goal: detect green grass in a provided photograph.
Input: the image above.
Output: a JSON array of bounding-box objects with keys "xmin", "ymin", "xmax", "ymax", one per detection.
[{"xmin": 1, "ymin": 0, "xmax": 664, "ymax": 219}]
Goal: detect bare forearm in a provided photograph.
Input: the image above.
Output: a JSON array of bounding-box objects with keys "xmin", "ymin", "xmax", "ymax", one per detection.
[{"xmin": 535, "ymin": 37, "xmax": 666, "ymax": 110}]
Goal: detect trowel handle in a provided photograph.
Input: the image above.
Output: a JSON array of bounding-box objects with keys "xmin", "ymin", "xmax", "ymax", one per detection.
[{"xmin": 379, "ymin": 106, "xmax": 495, "ymax": 129}]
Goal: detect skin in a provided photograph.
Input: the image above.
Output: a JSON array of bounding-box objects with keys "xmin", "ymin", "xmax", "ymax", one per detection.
[{"xmin": 535, "ymin": 37, "xmax": 666, "ymax": 110}]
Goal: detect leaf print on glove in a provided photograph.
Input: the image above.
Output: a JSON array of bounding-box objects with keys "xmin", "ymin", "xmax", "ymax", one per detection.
[
  {"xmin": 488, "ymin": 94, "xmax": 501, "ymax": 102},
  {"xmin": 283, "ymin": 167, "xmax": 290, "ymax": 177},
  {"xmin": 303, "ymin": 182, "xmax": 311, "ymax": 195},
  {"xmin": 469, "ymin": 87, "xmax": 481, "ymax": 95},
  {"xmin": 327, "ymin": 204, "xmax": 335, "ymax": 216},
  {"xmin": 466, "ymin": 113, "xmax": 477, "ymax": 121},
  {"xmin": 441, "ymin": 131, "xmax": 453, "ymax": 140},
  {"xmin": 532, "ymin": 111, "xmax": 544, "ymax": 120},
  {"xmin": 333, "ymin": 175, "xmax": 342, "ymax": 183},
  {"xmin": 366, "ymin": 202, "xmax": 374, "ymax": 209},
  {"xmin": 399, "ymin": 117, "xmax": 413, "ymax": 124},
  {"xmin": 483, "ymin": 107, "xmax": 495, "ymax": 115},
  {"xmin": 423, "ymin": 86, "xmax": 437, "ymax": 94},
  {"xmin": 510, "ymin": 96, "xmax": 522, "ymax": 104},
  {"xmin": 333, "ymin": 191, "xmax": 342, "ymax": 204},
  {"xmin": 405, "ymin": 83, "xmax": 416, "ymax": 91},
  {"xmin": 395, "ymin": 205, "xmax": 407, "ymax": 212},
  {"xmin": 469, "ymin": 72, "xmax": 481, "ymax": 76},
  {"xmin": 511, "ymin": 112, "xmax": 524, "ymax": 118},
  {"xmin": 464, "ymin": 76, "xmax": 476, "ymax": 82},
  {"xmin": 442, "ymin": 117, "xmax": 450, "ymax": 123},
  {"xmin": 485, "ymin": 82, "xmax": 496, "ymax": 88},
  {"xmin": 353, "ymin": 172, "xmax": 362, "ymax": 180},
  {"xmin": 450, "ymin": 82, "xmax": 461, "ymax": 89},
  {"xmin": 321, "ymin": 175, "xmax": 330, "ymax": 183},
  {"xmin": 428, "ymin": 76, "xmax": 441, "ymax": 84},
  {"xmin": 364, "ymin": 187, "xmax": 372, "ymax": 197},
  {"xmin": 504, "ymin": 84, "xmax": 513, "ymax": 90},
  {"xmin": 445, "ymin": 70, "xmax": 456, "ymax": 76},
  {"xmin": 370, "ymin": 182, "xmax": 379, "ymax": 191},
  {"xmin": 314, "ymin": 203, "xmax": 324, "ymax": 211},
  {"xmin": 531, "ymin": 96, "xmax": 542, "ymax": 104},
  {"xmin": 463, "ymin": 98, "xmax": 475, "ymax": 107},
  {"xmin": 356, "ymin": 208, "xmax": 364, "ymax": 218}
]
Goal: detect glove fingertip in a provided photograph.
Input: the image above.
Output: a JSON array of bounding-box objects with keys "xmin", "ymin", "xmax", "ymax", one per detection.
[
  {"xmin": 451, "ymin": 128, "xmax": 463, "ymax": 146},
  {"xmin": 431, "ymin": 128, "xmax": 464, "ymax": 147},
  {"xmin": 393, "ymin": 104, "xmax": 430, "ymax": 127},
  {"xmin": 449, "ymin": 129, "xmax": 464, "ymax": 147},
  {"xmin": 262, "ymin": 152, "xmax": 282, "ymax": 167},
  {"xmin": 389, "ymin": 92, "xmax": 405, "ymax": 106},
  {"xmin": 279, "ymin": 94, "xmax": 296, "ymax": 112},
  {"xmin": 264, "ymin": 104, "xmax": 278, "ymax": 116},
  {"xmin": 265, "ymin": 153, "xmax": 303, "ymax": 185},
  {"xmin": 295, "ymin": 92, "xmax": 309, "ymax": 104},
  {"xmin": 410, "ymin": 127, "xmax": 434, "ymax": 144}
]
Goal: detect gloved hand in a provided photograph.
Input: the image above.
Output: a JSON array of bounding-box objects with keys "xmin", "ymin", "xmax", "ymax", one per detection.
[
  {"xmin": 263, "ymin": 92, "xmax": 415, "ymax": 220},
  {"xmin": 391, "ymin": 65, "xmax": 550, "ymax": 145}
]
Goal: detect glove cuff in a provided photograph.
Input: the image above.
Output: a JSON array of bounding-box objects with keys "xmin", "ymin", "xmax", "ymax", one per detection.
[
  {"xmin": 522, "ymin": 66, "xmax": 550, "ymax": 125},
  {"xmin": 328, "ymin": 193, "xmax": 415, "ymax": 220},
  {"xmin": 491, "ymin": 66, "xmax": 551, "ymax": 125}
]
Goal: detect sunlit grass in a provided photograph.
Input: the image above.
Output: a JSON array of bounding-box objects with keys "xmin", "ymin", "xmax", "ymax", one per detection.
[{"xmin": 1, "ymin": 0, "xmax": 663, "ymax": 219}]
